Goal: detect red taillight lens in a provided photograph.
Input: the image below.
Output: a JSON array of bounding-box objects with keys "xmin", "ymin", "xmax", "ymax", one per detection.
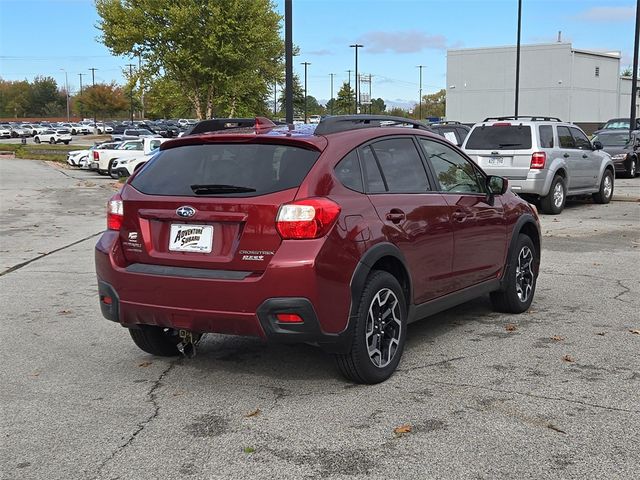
[
  {"xmin": 93, "ymin": 150, "xmax": 99, "ymax": 161},
  {"xmin": 530, "ymin": 152, "xmax": 546, "ymax": 169},
  {"xmin": 276, "ymin": 313, "xmax": 303, "ymax": 323},
  {"xmin": 276, "ymin": 197, "xmax": 341, "ymax": 239},
  {"xmin": 107, "ymin": 193, "xmax": 123, "ymax": 230}
]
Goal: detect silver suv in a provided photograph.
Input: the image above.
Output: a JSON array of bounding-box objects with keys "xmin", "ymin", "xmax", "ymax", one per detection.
[{"xmin": 462, "ymin": 116, "xmax": 615, "ymax": 214}]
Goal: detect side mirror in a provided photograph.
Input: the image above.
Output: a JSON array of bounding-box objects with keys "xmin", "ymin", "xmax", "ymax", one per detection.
[
  {"xmin": 593, "ymin": 140, "xmax": 603, "ymax": 150},
  {"xmin": 487, "ymin": 175, "xmax": 508, "ymax": 195}
]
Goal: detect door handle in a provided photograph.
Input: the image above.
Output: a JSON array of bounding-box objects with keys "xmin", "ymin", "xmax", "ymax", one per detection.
[
  {"xmin": 563, "ymin": 153, "xmax": 570, "ymax": 158},
  {"xmin": 452, "ymin": 210, "xmax": 466, "ymax": 222},
  {"xmin": 386, "ymin": 209, "xmax": 405, "ymax": 223}
]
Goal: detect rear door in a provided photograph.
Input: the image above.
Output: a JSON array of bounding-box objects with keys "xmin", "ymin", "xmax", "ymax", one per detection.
[
  {"xmin": 120, "ymin": 142, "xmax": 320, "ymax": 272},
  {"xmin": 418, "ymin": 138, "xmax": 506, "ymax": 291},
  {"xmin": 464, "ymin": 124, "xmax": 533, "ymax": 180},
  {"xmin": 360, "ymin": 137, "xmax": 455, "ymax": 303}
]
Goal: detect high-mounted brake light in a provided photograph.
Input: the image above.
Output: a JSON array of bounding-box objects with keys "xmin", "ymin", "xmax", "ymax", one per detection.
[
  {"xmin": 107, "ymin": 193, "xmax": 124, "ymax": 231},
  {"xmin": 492, "ymin": 122, "xmax": 512, "ymax": 127},
  {"xmin": 530, "ymin": 152, "xmax": 546, "ymax": 169},
  {"xmin": 276, "ymin": 197, "xmax": 341, "ymax": 239},
  {"xmin": 255, "ymin": 116, "xmax": 276, "ymax": 134}
]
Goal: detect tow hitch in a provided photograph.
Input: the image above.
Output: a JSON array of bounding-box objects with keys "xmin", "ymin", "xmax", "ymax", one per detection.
[{"xmin": 177, "ymin": 330, "xmax": 202, "ymax": 359}]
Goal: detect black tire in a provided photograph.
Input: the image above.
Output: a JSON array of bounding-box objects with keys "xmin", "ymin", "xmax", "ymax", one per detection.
[
  {"xmin": 63, "ymin": 140, "xmax": 70, "ymax": 145},
  {"xmin": 49, "ymin": 137, "xmax": 55, "ymax": 144},
  {"xmin": 592, "ymin": 169, "xmax": 614, "ymax": 204},
  {"xmin": 334, "ymin": 271, "xmax": 407, "ymax": 384},
  {"xmin": 539, "ymin": 174, "xmax": 566, "ymax": 215},
  {"xmin": 491, "ymin": 234, "xmax": 538, "ymax": 314},
  {"xmin": 34, "ymin": 137, "xmax": 41, "ymax": 144},
  {"xmin": 107, "ymin": 158, "xmax": 117, "ymax": 177},
  {"xmin": 129, "ymin": 325, "xmax": 181, "ymax": 356},
  {"xmin": 627, "ymin": 157, "xmax": 637, "ymax": 178}
]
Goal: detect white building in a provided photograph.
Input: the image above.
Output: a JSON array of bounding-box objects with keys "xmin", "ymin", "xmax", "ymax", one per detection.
[{"xmin": 446, "ymin": 43, "xmax": 638, "ymax": 131}]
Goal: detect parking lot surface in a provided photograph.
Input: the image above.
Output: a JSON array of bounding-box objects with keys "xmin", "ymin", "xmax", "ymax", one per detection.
[{"xmin": 1, "ymin": 159, "xmax": 639, "ymax": 480}]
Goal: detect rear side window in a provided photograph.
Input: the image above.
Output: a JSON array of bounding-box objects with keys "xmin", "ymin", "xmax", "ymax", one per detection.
[
  {"xmin": 465, "ymin": 125, "xmax": 532, "ymax": 150},
  {"xmin": 131, "ymin": 143, "xmax": 319, "ymax": 197},
  {"xmin": 359, "ymin": 146, "xmax": 386, "ymax": 193},
  {"xmin": 539, "ymin": 125, "xmax": 554, "ymax": 148},
  {"xmin": 335, "ymin": 151, "xmax": 363, "ymax": 192},
  {"xmin": 557, "ymin": 126, "xmax": 576, "ymax": 149},
  {"xmin": 369, "ymin": 138, "xmax": 430, "ymax": 192}
]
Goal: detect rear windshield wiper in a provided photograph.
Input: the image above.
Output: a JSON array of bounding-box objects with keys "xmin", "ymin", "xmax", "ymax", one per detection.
[
  {"xmin": 190, "ymin": 184, "xmax": 257, "ymax": 194},
  {"xmin": 498, "ymin": 143, "xmax": 524, "ymax": 147}
]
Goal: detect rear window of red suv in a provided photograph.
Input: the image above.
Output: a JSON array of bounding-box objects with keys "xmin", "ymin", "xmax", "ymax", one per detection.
[
  {"xmin": 131, "ymin": 143, "xmax": 320, "ymax": 197},
  {"xmin": 466, "ymin": 125, "xmax": 532, "ymax": 150}
]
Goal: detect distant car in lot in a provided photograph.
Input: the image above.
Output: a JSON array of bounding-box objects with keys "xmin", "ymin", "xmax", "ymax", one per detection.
[
  {"xmin": 95, "ymin": 115, "xmax": 541, "ymax": 384},
  {"xmin": 308, "ymin": 115, "xmax": 321, "ymax": 124},
  {"xmin": 593, "ymin": 117, "xmax": 640, "ymax": 136},
  {"xmin": 592, "ymin": 130, "xmax": 640, "ymax": 178},
  {"xmin": 111, "ymin": 128, "xmax": 159, "ymax": 142},
  {"xmin": 110, "ymin": 150, "xmax": 161, "ymax": 178},
  {"xmin": 34, "ymin": 129, "xmax": 72, "ymax": 145},
  {"xmin": 92, "ymin": 137, "xmax": 166, "ymax": 175},
  {"xmin": 0, "ymin": 124, "xmax": 11, "ymax": 138},
  {"xmin": 21, "ymin": 124, "xmax": 46, "ymax": 136},
  {"xmin": 69, "ymin": 123, "xmax": 90, "ymax": 135},
  {"xmin": 428, "ymin": 121, "xmax": 471, "ymax": 147},
  {"xmin": 462, "ymin": 116, "xmax": 615, "ymax": 214},
  {"xmin": 66, "ymin": 141, "xmax": 123, "ymax": 167}
]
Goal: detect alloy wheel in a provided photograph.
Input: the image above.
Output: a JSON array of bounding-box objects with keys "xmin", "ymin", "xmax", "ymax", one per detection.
[
  {"xmin": 603, "ymin": 174, "xmax": 613, "ymax": 199},
  {"xmin": 515, "ymin": 246, "xmax": 534, "ymax": 303},
  {"xmin": 366, "ymin": 288, "xmax": 402, "ymax": 368},
  {"xmin": 553, "ymin": 182, "xmax": 564, "ymax": 209}
]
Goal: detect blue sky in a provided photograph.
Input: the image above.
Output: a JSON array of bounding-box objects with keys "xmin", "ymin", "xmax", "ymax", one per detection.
[{"xmin": 0, "ymin": 0, "xmax": 636, "ymax": 107}]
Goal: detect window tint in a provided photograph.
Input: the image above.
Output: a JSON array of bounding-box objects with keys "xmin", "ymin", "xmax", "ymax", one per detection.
[
  {"xmin": 335, "ymin": 150, "xmax": 363, "ymax": 192},
  {"xmin": 359, "ymin": 145, "xmax": 386, "ymax": 193},
  {"xmin": 557, "ymin": 126, "xmax": 576, "ymax": 149},
  {"xmin": 465, "ymin": 125, "xmax": 532, "ymax": 150},
  {"xmin": 570, "ymin": 127, "xmax": 592, "ymax": 150},
  {"xmin": 419, "ymin": 139, "xmax": 484, "ymax": 194},
  {"xmin": 131, "ymin": 143, "xmax": 319, "ymax": 197},
  {"xmin": 539, "ymin": 125, "xmax": 554, "ymax": 148},
  {"xmin": 370, "ymin": 138, "xmax": 430, "ymax": 192}
]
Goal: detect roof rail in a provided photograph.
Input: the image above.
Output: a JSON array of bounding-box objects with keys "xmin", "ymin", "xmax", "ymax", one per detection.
[
  {"xmin": 186, "ymin": 117, "xmax": 278, "ymax": 136},
  {"xmin": 431, "ymin": 121, "xmax": 462, "ymax": 126},
  {"xmin": 482, "ymin": 116, "xmax": 562, "ymax": 122},
  {"xmin": 314, "ymin": 115, "xmax": 432, "ymax": 135}
]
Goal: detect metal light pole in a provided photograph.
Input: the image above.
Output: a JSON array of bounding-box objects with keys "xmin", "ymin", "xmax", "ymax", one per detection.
[
  {"xmin": 60, "ymin": 69, "xmax": 69, "ymax": 122},
  {"xmin": 89, "ymin": 67, "xmax": 97, "ymax": 132},
  {"xmin": 126, "ymin": 63, "xmax": 135, "ymax": 123},
  {"xmin": 273, "ymin": 82, "xmax": 277, "ymax": 116},
  {"xmin": 301, "ymin": 62, "xmax": 311, "ymax": 123},
  {"xmin": 346, "ymin": 70, "xmax": 353, "ymax": 113},
  {"xmin": 630, "ymin": 0, "xmax": 639, "ymax": 137},
  {"xmin": 329, "ymin": 73, "xmax": 335, "ymax": 115},
  {"xmin": 515, "ymin": 0, "xmax": 522, "ymax": 117},
  {"xmin": 349, "ymin": 44, "xmax": 363, "ymax": 114},
  {"xmin": 78, "ymin": 73, "xmax": 84, "ymax": 118},
  {"xmin": 417, "ymin": 65, "xmax": 424, "ymax": 120},
  {"xmin": 285, "ymin": 0, "xmax": 293, "ymax": 124}
]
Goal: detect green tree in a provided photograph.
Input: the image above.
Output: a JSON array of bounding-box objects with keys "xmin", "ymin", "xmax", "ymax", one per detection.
[
  {"xmin": 144, "ymin": 76, "xmax": 195, "ymax": 119},
  {"xmin": 30, "ymin": 76, "xmax": 63, "ymax": 116},
  {"xmin": 76, "ymin": 83, "xmax": 128, "ymax": 118},
  {"xmin": 335, "ymin": 82, "xmax": 355, "ymax": 115},
  {"xmin": 370, "ymin": 98, "xmax": 386, "ymax": 115},
  {"xmin": 415, "ymin": 88, "xmax": 446, "ymax": 119},
  {"xmin": 278, "ymin": 74, "xmax": 305, "ymax": 116},
  {"xmin": 387, "ymin": 107, "xmax": 408, "ymax": 117},
  {"xmin": 0, "ymin": 79, "xmax": 31, "ymax": 117},
  {"xmin": 96, "ymin": 0, "xmax": 283, "ymax": 119},
  {"xmin": 621, "ymin": 66, "xmax": 633, "ymax": 77}
]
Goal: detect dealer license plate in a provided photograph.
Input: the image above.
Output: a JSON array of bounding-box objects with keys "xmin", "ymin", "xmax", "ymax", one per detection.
[
  {"xmin": 487, "ymin": 157, "xmax": 504, "ymax": 166},
  {"xmin": 169, "ymin": 224, "xmax": 213, "ymax": 253}
]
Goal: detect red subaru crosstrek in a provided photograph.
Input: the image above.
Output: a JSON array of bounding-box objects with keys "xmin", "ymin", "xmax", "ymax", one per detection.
[{"xmin": 95, "ymin": 116, "xmax": 541, "ymax": 384}]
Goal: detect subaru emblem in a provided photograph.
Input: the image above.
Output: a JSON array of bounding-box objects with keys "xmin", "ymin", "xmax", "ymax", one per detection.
[{"xmin": 176, "ymin": 206, "xmax": 196, "ymax": 218}]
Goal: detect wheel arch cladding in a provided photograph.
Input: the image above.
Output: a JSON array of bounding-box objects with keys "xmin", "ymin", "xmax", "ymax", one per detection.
[
  {"xmin": 504, "ymin": 214, "xmax": 541, "ymax": 285},
  {"xmin": 350, "ymin": 243, "xmax": 412, "ymax": 313}
]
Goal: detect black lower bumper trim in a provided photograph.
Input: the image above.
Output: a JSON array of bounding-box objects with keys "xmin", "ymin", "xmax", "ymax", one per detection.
[{"xmin": 256, "ymin": 298, "xmax": 352, "ymax": 354}]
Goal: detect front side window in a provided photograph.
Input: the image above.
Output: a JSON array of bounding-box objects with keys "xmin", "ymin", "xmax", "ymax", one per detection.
[
  {"xmin": 569, "ymin": 127, "xmax": 592, "ymax": 150},
  {"xmin": 419, "ymin": 138, "xmax": 484, "ymax": 194},
  {"xmin": 369, "ymin": 138, "xmax": 430, "ymax": 193},
  {"xmin": 557, "ymin": 126, "xmax": 576, "ymax": 149}
]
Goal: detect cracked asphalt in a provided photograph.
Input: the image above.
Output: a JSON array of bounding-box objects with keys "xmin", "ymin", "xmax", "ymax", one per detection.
[{"xmin": 1, "ymin": 159, "xmax": 639, "ymax": 480}]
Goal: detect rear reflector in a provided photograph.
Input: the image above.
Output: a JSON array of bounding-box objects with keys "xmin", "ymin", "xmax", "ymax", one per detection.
[
  {"xmin": 101, "ymin": 296, "xmax": 113, "ymax": 305},
  {"xmin": 107, "ymin": 193, "xmax": 124, "ymax": 230},
  {"xmin": 276, "ymin": 313, "xmax": 303, "ymax": 323},
  {"xmin": 276, "ymin": 197, "xmax": 341, "ymax": 239},
  {"xmin": 530, "ymin": 152, "xmax": 546, "ymax": 169}
]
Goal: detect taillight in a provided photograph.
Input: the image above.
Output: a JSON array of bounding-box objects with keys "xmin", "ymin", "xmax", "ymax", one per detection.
[
  {"xmin": 93, "ymin": 150, "xmax": 99, "ymax": 161},
  {"xmin": 107, "ymin": 193, "xmax": 123, "ymax": 230},
  {"xmin": 530, "ymin": 152, "xmax": 546, "ymax": 169},
  {"xmin": 276, "ymin": 197, "xmax": 341, "ymax": 239}
]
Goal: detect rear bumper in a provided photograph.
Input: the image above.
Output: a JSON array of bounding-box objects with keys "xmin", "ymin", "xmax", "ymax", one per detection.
[
  {"xmin": 506, "ymin": 176, "xmax": 547, "ymax": 196},
  {"xmin": 95, "ymin": 231, "xmax": 354, "ymax": 353}
]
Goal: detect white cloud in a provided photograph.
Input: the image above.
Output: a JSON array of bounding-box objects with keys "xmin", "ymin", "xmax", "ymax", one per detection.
[
  {"xmin": 305, "ymin": 49, "xmax": 333, "ymax": 56},
  {"xmin": 357, "ymin": 30, "xmax": 449, "ymax": 54},
  {"xmin": 576, "ymin": 6, "xmax": 635, "ymax": 22}
]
